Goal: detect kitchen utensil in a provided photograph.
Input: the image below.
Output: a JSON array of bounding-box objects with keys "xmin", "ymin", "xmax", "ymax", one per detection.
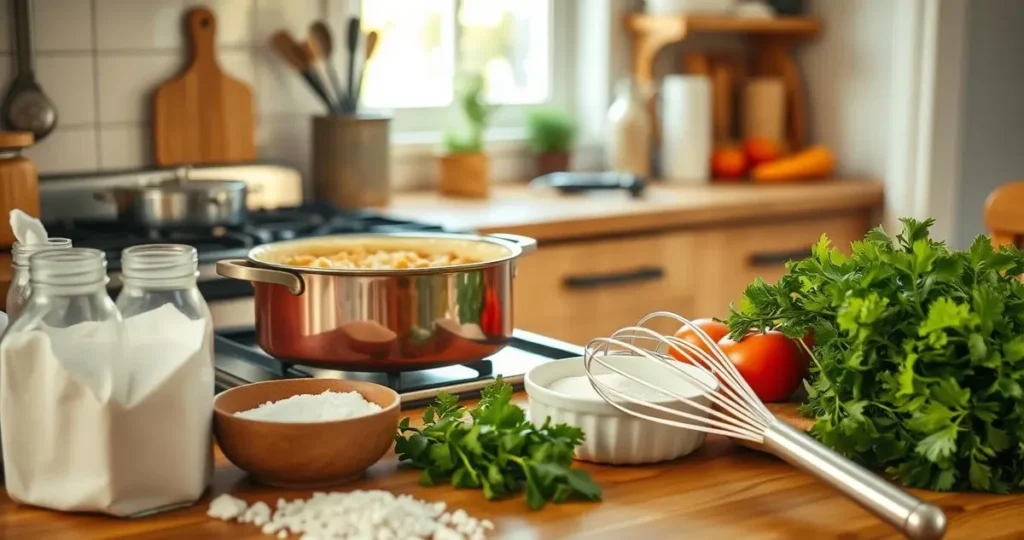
[
  {"xmin": 99, "ymin": 179, "xmax": 248, "ymax": 229},
  {"xmin": 354, "ymin": 31, "xmax": 379, "ymax": 111},
  {"xmin": 660, "ymin": 75, "xmax": 711, "ymax": 183},
  {"xmin": 525, "ymin": 355, "xmax": 716, "ymax": 464},
  {"xmin": 213, "ymin": 379, "xmax": 399, "ymax": 488},
  {"xmin": 214, "ymin": 232, "xmax": 537, "ymax": 371},
  {"xmin": 743, "ymin": 77, "xmax": 785, "ymax": 142},
  {"xmin": 269, "ymin": 31, "xmax": 334, "ymax": 112},
  {"xmin": 312, "ymin": 115, "xmax": 390, "ymax": 208},
  {"xmin": 153, "ymin": 8, "xmax": 255, "ymax": 167},
  {"xmin": 345, "ymin": 17, "xmax": 361, "ymax": 113},
  {"xmin": 1, "ymin": 0, "xmax": 58, "ymax": 141},
  {"xmin": 529, "ymin": 172, "xmax": 645, "ymax": 198},
  {"xmin": 301, "ymin": 40, "xmax": 339, "ymax": 110},
  {"xmin": 308, "ymin": 21, "xmax": 347, "ymax": 112},
  {"xmin": 583, "ymin": 312, "xmax": 947, "ymax": 540},
  {"xmin": 0, "ymin": 132, "xmax": 39, "ymax": 247}
]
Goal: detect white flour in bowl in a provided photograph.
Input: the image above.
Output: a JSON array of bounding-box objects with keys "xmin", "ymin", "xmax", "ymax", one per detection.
[
  {"xmin": 235, "ymin": 390, "xmax": 383, "ymax": 423},
  {"xmin": 548, "ymin": 373, "xmax": 675, "ymax": 402}
]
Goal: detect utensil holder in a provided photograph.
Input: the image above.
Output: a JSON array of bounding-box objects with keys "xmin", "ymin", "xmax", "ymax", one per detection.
[{"xmin": 312, "ymin": 115, "xmax": 390, "ymax": 209}]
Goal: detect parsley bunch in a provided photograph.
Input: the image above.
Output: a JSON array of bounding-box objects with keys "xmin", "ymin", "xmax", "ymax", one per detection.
[
  {"xmin": 728, "ymin": 218, "xmax": 1024, "ymax": 492},
  {"xmin": 395, "ymin": 378, "xmax": 602, "ymax": 509}
]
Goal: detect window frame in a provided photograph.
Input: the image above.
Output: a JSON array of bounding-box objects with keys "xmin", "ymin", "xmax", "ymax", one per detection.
[{"xmin": 356, "ymin": 0, "xmax": 577, "ymax": 138}]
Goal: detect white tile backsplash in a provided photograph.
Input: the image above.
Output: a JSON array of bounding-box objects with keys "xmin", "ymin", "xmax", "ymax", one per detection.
[
  {"xmin": 2, "ymin": 0, "xmax": 329, "ymax": 176},
  {"xmin": 95, "ymin": 0, "xmax": 186, "ymax": 51},
  {"xmin": 96, "ymin": 53, "xmax": 183, "ymax": 124},
  {"xmin": 24, "ymin": 126, "xmax": 99, "ymax": 173},
  {"xmin": 98, "ymin": 124, "xmax": 151, "ymax": 170},
  {"xmin": 35, "ymin": 54, "xmax": 96, "ymax": 126},
  {"xmin": 33, "ymin": 0, "xmax": 94, "ymax": 52}
]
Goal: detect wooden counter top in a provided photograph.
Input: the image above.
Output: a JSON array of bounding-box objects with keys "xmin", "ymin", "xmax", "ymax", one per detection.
[
  {"xmin": 0, "ymin": 399, "xmax": 1018, "ymax": 539},
  {"xmin": 384, "ymin": 179, "xmax": 884, "ymax": 241}
]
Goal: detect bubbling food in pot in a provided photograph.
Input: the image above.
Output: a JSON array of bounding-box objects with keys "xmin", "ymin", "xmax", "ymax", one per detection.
[{"xmin": 280, "ymin": 247, "xmax": 481, "ymax": 269}]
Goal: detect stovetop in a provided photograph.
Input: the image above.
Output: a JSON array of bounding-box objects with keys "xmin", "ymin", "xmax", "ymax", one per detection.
[
  {"xmin": 214, "ymin": 328, "xmax": 582, "ymax": 409},
  {"xmin": 42, "ymin": 202, "xmax": 449, "ymax": 272}
]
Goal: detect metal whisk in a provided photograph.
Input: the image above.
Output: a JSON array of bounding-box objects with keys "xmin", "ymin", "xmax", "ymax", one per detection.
[{"xmin": 583, "ymin": 312, "xmax": 947, "ymax": 540}]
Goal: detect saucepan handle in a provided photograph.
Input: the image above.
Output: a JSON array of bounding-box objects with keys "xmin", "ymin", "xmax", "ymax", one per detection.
[
  {"xmin": 216, "ymin": 259, "xmax": 305, "ymax": 296},
  {"xmin": 488, "ymin": 233, "xmax": 537, "ymax": 256},
  {"xmin": 762, "ymin": 421, "xmax": 946, "ymax": 540}
]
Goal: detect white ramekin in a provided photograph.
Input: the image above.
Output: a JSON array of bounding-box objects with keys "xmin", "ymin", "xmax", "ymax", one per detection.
[{"xmin": 524, "ymin": 355, "xmax": 718, "ymax": 465}]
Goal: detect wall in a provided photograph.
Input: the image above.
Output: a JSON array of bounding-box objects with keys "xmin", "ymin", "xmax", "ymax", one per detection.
[
  {"xmin": 3, "ymin": 0, "xmax": 353, "ymax": 180},
  {"xmin": 955, "ymin": 0, "xmax": 1024, "ymax": 248}
]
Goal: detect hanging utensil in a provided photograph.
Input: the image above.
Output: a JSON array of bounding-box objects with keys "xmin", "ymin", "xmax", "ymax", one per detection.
[
  {"xmin": 353, "ymin": 30, "xmax": 379, "ymax": 113},
  {"xmin": 1, "ymin": 0, "xmax": 58, "ymax": 141},
  {"xmin": 269, "ymin": 30, "xmax": 334, "ymax": 112},
  {"xmin": 308, "ymin": 21, "xmax": 348, "ymax": 114},
  {"xmin": 345, "ymin": 17, "xmax": 361, "ymax": 114}
]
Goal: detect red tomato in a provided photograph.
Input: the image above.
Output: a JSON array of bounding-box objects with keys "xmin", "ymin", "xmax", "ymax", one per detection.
[
  {"xmin": 743, "ymin": 137, "xmax": 784, "ymax": 167},
  {"xmin": 711, "ymin": 146, "xmax": 749, "ymax": 179},
  {"xmin": 668, "ymin": 318, "xmax": 729, "ymax": 364},
  {"xmin": 718, "ymin": 331, "xmax": 804, "ymax": 403}
]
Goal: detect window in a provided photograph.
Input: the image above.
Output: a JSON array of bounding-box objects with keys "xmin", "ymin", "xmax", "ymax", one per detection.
[{"xmin": 359, "ymin": 0, "xmax": 573, "ymax": 135}]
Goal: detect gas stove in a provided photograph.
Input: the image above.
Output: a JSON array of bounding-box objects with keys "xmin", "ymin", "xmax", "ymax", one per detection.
[{"xmin": 215, "ymin": 328, "xmax": 582, "ymax": 408}]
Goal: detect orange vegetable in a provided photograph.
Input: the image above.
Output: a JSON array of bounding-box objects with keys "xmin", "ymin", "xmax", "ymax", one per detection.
[
  {"xmin": 751, "ymin": 145, "xmax": 836, "ymax": 183},
  {"xmin": 711, "ymin": 146, "xmax": 748, "ymax": 180}
]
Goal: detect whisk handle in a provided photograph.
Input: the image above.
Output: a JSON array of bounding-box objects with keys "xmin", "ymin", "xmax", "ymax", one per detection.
[{"xmin": 762, "ymin": 421, "xmax": 946, "ymax": 540}]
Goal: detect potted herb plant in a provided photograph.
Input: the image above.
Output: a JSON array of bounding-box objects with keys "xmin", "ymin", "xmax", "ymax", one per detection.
[
  {"xmin": 438, "ymin": 74, "xmax": 496, "ymax": 198},
  {"xmin": 526, "ymin": 107, "xmax": 578, "ymax": 176}
]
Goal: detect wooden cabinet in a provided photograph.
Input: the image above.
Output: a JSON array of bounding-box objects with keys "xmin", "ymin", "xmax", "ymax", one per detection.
[
  {"xmin": 515, "ymin": 211, "xmax": 872, "ymax": 344},
  {"xmin": 514, "ymin": 232, "xmax": 698, "ymax": 345}
]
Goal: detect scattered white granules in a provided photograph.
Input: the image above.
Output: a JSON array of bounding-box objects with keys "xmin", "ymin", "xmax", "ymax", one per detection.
[
  {"xmin": 234, "ymin": 390, "xmax": 383, "ymax": 423},
  {"xmin": 207, "ymin": 490, "xmax": 495, "ymax": 540}
]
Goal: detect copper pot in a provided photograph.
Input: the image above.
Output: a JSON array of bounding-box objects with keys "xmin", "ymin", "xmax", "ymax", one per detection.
[{"xmin": 215, "ymin": 232, "xmax": 536, "ymax": 372}]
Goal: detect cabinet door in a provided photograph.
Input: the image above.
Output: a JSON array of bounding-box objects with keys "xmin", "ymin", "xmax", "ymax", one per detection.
[
  {"xmin": 513, "ymin": 233, "xmax": 697, "ymax": 346},
  {"xmin": 692, "ymin": 212, "xmax": 871, "ymax": 319}
]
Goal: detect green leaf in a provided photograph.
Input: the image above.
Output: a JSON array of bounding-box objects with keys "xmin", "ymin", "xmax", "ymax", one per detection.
[
  {"xmin": 969, "ymin": 333, "xmax": 988, "ymax": 363},
  {"xmin": 1003, "ymin": 336, "xmax": 1024, "ymax": 364},
  {"xmin": 918, "ymin": 297, "xmax": 977, "ymax": 338},
  {"xmin": 907, "ymin": 402, "xmax": 954, "ymax": 433},
  {"xmin": 985, "ymin": 423, "xmax": 1010, "ymax": 452},
  {"xmin": 969, "ymin": 458, "xmax": 992, "ymax": 491},
  {"xmin": 915, "ymin": 425, "xmax": 958, "ymax": 463}
]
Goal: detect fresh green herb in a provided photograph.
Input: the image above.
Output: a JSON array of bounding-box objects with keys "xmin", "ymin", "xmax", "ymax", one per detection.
[
  {"xmin": 525, "ymin": 107, "xmax": 578, "ymax": 154},
  {"xmin": 394, "ymin": 378, "xmax": 602, "ymax": 509},
  {"xmin": 727, "ymin": 218, "xmax": 1024, "ymax": 492},
  {"xmin": 442, "ymin": 73, "xmax": 497, "ymax": 154}
]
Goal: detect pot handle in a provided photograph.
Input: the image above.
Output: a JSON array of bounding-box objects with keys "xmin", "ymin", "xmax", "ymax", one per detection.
[
  {"xmin": 216, "ymin": 259, "xmax": 305, "ymax": 296},
  {"xmin": 488, "ymin": 233, "xmax": 537, "ymax": 256}
]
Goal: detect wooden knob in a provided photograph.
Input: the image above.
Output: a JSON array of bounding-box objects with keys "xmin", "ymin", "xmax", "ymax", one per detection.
[{"xmin": 0, "ymin": 132, "xmax": 34, "ymax": 149}]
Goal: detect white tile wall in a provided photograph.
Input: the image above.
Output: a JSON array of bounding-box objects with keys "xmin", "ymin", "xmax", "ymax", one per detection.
[{"xmin": 0, "ymin": 0, "xmax": 355, "ymax": 176}]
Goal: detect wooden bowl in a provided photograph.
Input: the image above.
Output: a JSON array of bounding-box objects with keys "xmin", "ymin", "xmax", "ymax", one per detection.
[{"xmin": 213, "ymin": 379, "xmax": 400, "ymax": 488}]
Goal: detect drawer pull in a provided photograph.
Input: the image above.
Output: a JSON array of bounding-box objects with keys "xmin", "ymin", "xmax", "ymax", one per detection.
[
  {"xmin": 563, "ymin": 267, "xmax": 665, "ymax": 289},
  {"xmin": 749, "ymin": 249, "xmax": 812, "ymax": 267}
]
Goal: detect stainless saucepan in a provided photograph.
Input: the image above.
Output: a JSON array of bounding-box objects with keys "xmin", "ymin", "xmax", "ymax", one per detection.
[
  {"xmin": 215, "ymin": 232, "xmax": 537, "ymax": 372},
  {"xmin": 97, "ymin": 179, "xmax": 248, "ymax": 228}
]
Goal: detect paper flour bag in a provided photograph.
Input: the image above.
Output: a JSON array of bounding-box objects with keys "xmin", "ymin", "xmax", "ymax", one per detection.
[{"xmin": 0, "ymin": 304, "xmax": 213, "ymax": 516}]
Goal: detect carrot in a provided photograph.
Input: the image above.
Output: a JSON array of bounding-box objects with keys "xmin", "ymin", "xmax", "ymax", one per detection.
[{"xmin": 751, "ymin": 145, "xmax": 836, "ymax": 183}]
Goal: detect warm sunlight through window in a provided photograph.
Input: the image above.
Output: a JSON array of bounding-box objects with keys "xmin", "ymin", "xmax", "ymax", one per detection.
[{"xmin": 360, "ymin": 0, "xmax": 552, "ymax": 109}]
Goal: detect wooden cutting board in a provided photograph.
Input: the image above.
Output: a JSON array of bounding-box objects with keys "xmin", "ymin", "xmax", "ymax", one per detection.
[{"xmin": 152, "ymin": 7, "xmax": 255, "ymax": 167}]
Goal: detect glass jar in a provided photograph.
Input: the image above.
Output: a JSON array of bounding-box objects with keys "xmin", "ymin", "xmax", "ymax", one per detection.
[
  {"xmin": 6, "ymin": 237, "xmax": 73, "ymax": 321},
  {"xmin": 115, "ymin": 244, "xmax": 211, "ymax": 324},
  {"xmin": 7, "ymin": 247, "xmax": 119, "ymax": 333},
  {"xmin": 606, "ymin": 78, "xmax": 652, "ymax": 177}
]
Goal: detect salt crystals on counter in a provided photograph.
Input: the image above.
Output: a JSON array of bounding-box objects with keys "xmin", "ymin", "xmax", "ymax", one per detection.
[
  {"xmin": 207, "ymin": 490, "xmax": 495, "ymax": 539},
  {"xmin": 234, "ymin": 390, "xmax": 382, "ymax": 423}
]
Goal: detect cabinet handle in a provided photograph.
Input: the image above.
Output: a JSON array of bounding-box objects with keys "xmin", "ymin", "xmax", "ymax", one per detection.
[
  {"xmin": 563, "ymin": 267, "xmax": 665, "ymax": 289},
  {"xmin": 749, "ymin": 248, "xmax": 812, "ymax": 267}
]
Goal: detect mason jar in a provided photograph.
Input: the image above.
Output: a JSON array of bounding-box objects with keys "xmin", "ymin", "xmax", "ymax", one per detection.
[
  {"xmin": 5, "ymin": 237, "xmax": 73, "ymax": 321},
  {"xmin": 115, "ymin": 244, "xmax": 211, "ymax": 325}
]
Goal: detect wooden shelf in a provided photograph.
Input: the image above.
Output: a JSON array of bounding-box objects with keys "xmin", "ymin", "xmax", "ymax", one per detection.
[{"xmin": 626, "ymin": 14, "xmax": 822, "ymax": 38}]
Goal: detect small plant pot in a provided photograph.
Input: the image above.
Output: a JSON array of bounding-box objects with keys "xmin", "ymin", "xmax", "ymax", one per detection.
[
  {"xmin": 438, "ymin": 152, "xmax": 489, "ymax": 198},
  {"xmin": 534, "ymin": 152, "xmax": 570, "ymax": 177}
]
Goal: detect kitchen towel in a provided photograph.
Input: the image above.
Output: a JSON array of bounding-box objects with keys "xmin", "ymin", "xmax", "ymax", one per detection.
[
  {"xmin": 661, "ymin": 75, "xmax": 712, "ymax": 184},
  {"xmin": 0, "ymin": 304, "xmax": 213, "ymax": 517}
]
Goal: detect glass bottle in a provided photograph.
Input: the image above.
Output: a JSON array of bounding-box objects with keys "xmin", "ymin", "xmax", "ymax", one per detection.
[
  {"xmin": 115, "ymin": 244, "xmax": 211, "ymax": 324},
  {"xmin": 606, "ymin": 78, "xmax": 652, "ymax": 177},
  {"xmin": 6, "ymin": 237, "xmax": 73, "ymax": 321}
]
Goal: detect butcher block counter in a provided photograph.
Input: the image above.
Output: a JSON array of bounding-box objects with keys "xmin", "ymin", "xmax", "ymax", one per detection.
[
  {"xmin": 387, "ymin": 180, "xmax": 884, "ymax": 344},
  {"xmin": 0, "ymin": 400, "xmax": 1018, "ymax": 539}
]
